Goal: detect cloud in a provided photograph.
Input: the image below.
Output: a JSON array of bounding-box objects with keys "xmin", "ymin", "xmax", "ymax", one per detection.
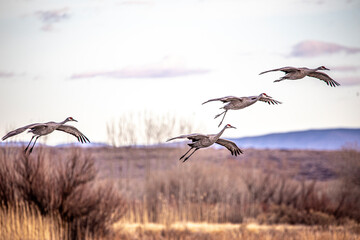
[
  {"xmin": 35, "ymin": 8, "xmax": 70, "ymax": 31},
  {"xmin": 290, "ymin": 40, "xmax": 360, "ymax": 57},
  {"xmin": 330, "ymin": 65, "xmax": 360, "ymax": 72},
  {"xmin": 0, "ymin": 72, "xmax": 14, "ymax": 78},
  {"xmin": 71, "ymin": 57, "xmax": 210, "ymax": 79},
  {"xmin": 71, "ymin": 68, "xmax": 210, "ymax": 79},
  {"xmin": 119, "ymin": 1, "xmax": 153, "ymax": 5},
  {"xmin": 337, "ymin": 77, "xmax": 360, "ymax": 86}
]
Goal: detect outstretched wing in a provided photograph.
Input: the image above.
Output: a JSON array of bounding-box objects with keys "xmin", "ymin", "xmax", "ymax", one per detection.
[
  {"xmin": 259, "ymin": 66, "xmax": 298, "ymax": 75},
  {"xmin": 307, "ymin": 72, "xmax": 340, "ymax": 87},
  {"xmin": 202, "ymin": 96, "xmax": 243, "ymax": 105},
  {"xmin": 2, "ymin": 123, "xmax": 42, "ymax": 141},
  {"xmin": 166, "ymin": 133, "xmax": 208, "ymax": 142},
  {"xmin": 215, "ymin": 138, "xmax": 243, "ymax": 156},
  {"xmin": 259, "ymin": 97, "xmax": 282, "ymax": 105},
  {"xmin": 56, "ymin": 125, "xmax": 90, "ymax": 143}
]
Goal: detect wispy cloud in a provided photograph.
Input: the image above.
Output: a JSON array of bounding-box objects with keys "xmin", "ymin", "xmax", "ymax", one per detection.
[
  {"xmin": 330, "ymin": 65, "xmax": 360, "ymax": 72},
  {"xmin": 290, "ymin": 40, "xmax": 360, "ymax": 57},
  {"xmin": 71, "ymin": 57, "xmax": 210, "ymax": 80},
  {"xmin": 119, "ymin": 1, "xmax": 153, "ymax": 6},
  {"xmin": 0, "ymin": 72, "xmax": 14, "ymax": 78},
  {"xmin": 337, "ymin": 77, "xmax": 360, "ymax": 86},
  {"xmin": 35, "ymin": 8, "xmax": 70, "ymax": 31},
  {"xmin": 71, "ymin": 68, "xmax": 210, "ymax": 79}
]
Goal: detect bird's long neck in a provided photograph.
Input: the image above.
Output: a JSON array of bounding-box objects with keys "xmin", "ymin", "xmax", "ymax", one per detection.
[
  {"xmin": 214, "ymin": 125, "xmax": 228, "ymax": 140},
  {"xmin": 311, "ymin": 66, "xmax": 323, "ymax": 72},
  {"xmin": 248, "ymin": 95, "xmax": 261, "ymax": 104},
  {"xmin": 59, "ymin": 119, "xmax": 69, "ymax": 125}
]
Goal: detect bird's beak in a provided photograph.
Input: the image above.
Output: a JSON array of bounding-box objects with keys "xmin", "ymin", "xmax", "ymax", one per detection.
[
  {"xmin": 231, "ymin": 126, "xmax": 236, "ymax": 129},
  {"xmin": 325, "ymin": 67, "xmax": 330, "ymax": 71},
  {"xmin": 73, "ymin": 119, "xmax": 78, "ymax": 122}
]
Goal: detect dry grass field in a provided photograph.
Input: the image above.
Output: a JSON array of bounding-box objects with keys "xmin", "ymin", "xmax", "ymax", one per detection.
[{"xmin": 0, "ymin": 145, "xmax": 359, "ymax": 239}]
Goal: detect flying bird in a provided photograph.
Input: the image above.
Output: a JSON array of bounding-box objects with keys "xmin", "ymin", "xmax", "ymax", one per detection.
[
  {"xmin": 202, "ymin": 93, "xmax": 281, "ymax": 127},
  {"xmin": 2, "ymin": 117, "xmax": 90, "ymax": 153},
  {"xmin": 166, "ymin": 124, "xmax": 243, "ymax": 162},
  {"xmin": 259, "ymin": 66, "xmax": 340, "ymax": 87}
]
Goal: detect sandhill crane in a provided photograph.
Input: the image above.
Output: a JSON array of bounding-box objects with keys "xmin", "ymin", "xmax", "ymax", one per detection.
[
  {"xmin": 202, "ymin": 93, "xmax": 281, "ymax": 127},
  {"xmin": 259, "ymin": 66, "xmax": 340, "ymax": 87},
  {"xmin": 166, "ymin": 124, "xmax": 243, "ymax": 162},
  {"xmin": 2, "ymin": 117, "xmax": 90, "ymax": 153}
]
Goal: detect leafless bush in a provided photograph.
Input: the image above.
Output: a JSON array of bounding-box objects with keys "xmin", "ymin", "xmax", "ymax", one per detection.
[
  {"xmin": 62, "ymin": 180, "xmax": 126, "ymax": 238},
  {"xmin": 107, "ymin": 113, "xmax": 138, "ymax": 147},
  {"xmin": 257, "ymin": 204, "xmax": 336, "ymax": 225},
  {"xmin": 338, "ymin": 145, "xmax": 360, "ymax": 187},
  {"xmin": 144, "ymin": 111, "xmax": 176, "ymax": 145},
  {"xmin": 0, "ymin": 147, "xmax": 127, "ymax": 238},
  {"xmin": 333, "ymin": 145, "xmax": 360, "ymax": 221},
  {"xmin": 106, "ymin": 111, "xmax": 197, "ymax": 146},
  {"xmin": 142, "ymin": 162, "xmax": 244, "ymax": 223},
  {"xmin": 14, "ymin": 149, "xmax": 56, "ymax": 214},
  {"xmin": 239, "ymin": 150, "xmax": 360, "ymax": 224},
  {"xmin": 0, "ymin": 148, "xmax": 17, "ymax": 207}
]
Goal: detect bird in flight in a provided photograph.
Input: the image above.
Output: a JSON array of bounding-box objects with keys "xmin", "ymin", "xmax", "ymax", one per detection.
[
  {"xmin": 259, "ymin": 66, "xmax": 340, "ymax": 87},
  {"xmin": 166, "ymin": 124, "xmax": 243, "ymax": 162},
  {"xmin": 202, "ymin": 93, "xmax": 281, "ymax": 127},
  {"xmin": 2, "ymin": 117, "xmax": 90, "ymax": 153}
]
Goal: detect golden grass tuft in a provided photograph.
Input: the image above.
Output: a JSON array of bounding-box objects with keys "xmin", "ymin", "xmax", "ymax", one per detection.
[{"xmin": 0, "ymin": 203, "xmax": 69, "ymax": 240}]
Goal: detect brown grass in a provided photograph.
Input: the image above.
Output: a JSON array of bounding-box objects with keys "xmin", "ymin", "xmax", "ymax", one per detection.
[
  {"xmin": 1, "ymin": 203, "xmax": 69, "ymax": 240},
  {"xmin": 114, "ymin": 222, "xmax": 360, "ymax": 240},
  {"xmin": 0, "ymin": 144, "xmax": 360, "ymax": 239}
]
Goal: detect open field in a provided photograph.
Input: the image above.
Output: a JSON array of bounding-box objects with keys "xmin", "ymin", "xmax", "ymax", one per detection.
[
  {"xmin": 2, "ymin": 203, "xmax": 360, "ymax": 240},
  {"xmin": 75, "ymin": 146, "xmax": 338, "ymax": 180},
  {"xmin": 0, "ymin": 145, "xmax": 359, "ymax": 239},
  {"xmin": 113, "ymin": 222, "xmax": 360, "ymax": 240}
]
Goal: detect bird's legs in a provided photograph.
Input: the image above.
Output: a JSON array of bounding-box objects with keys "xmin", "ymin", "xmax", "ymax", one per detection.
[
  {"xmin": 183, "ymin": 148, "xmax": 199, "ymax": 162},
  {"xmin": 214, "ymin": 110, "xmax": 225, "ymax": 119},
  {"xmin": 274, "ymin": 77, "xmax": 286, "ymax": 83},
  {"xmin": 24, "ymin": 136, "xmax": 35, "ymax": 153},
  {"xmin": 179, "ymin": 147, "xmax": 193, "ymax": 161},
  {"xmin": 216, "ymin": 110, "xmax": 228, "ymax": 127},
  {"xmin": 29, "ymin": 136, "xmax": 40, "ymax": 153}
]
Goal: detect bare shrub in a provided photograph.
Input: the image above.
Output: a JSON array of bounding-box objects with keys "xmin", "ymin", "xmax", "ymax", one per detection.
[
  {"xmin": 338, "ymin": 145, "xmax": 360, "ymax": 187},
  {"xmin": 0, "ymin": 148, "xmax": 17, "ymax": 207},
  {"xmin": 13, "ymin": 149, "xmax": 56, "ymax": 214},
  {"xmin": 56, "ymin": 151, "xmax": 96, "ymax": 213},
  {"xmin": 143, "ymin": 162, "xmax": 244, "ymax": 223},
  {"xmin": 107, "ymin": 113, "xmax": 138, "ymax": 147},
  {"xmin": 240, "ymin": 164, "xmax": 303, "ymax": 207},
  {"xmin": 144, "ymin": 111, "xmax": 175, "ymax": 145},
  {"xmin": 239, "ymin": 160, "xmax": 344, "ymax": 224},
  {"xmin": 241, "ymin": 149, "xmax": 360, "ymax": 224},
  {"xmin": 334, "ymin": 145, "xmax": 360, "ymax": 221},
  {"xmin": 0, "ymin": 147, "xmax": 127, "ymax": 239},
  {"xmin": 62, "ymin": 181, "xmax": 127, "ymax": 238},
  {"xmin": 106, "ymin": 111, "xmax": 197, "ymax": 146},
  {"xmin": 257, "ymin": 204, "xmax": 336, "ymax": 226}
]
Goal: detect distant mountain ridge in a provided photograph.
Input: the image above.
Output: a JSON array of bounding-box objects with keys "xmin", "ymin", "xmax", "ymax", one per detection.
[
  {"xmin": 1, "ymin": 128, "xmax": 359, "ymax": 150},
  {"xmin": 230, "ymin": 128, "xmax": 360, "ymax": 150}
]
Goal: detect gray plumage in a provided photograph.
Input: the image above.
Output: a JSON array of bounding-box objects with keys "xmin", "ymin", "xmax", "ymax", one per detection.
[
  {"xmin": 2, "ymin": 117, "xmax": 90, "ymax": 153},
  {"xmin": 166, "ymin": 124, "xmax": 243, "ymax": 162},
  {"xmin": 259, "ymin": 66, "xmax": 340, "ymax": 87},
  {"xmin": 202, "ymin": 93, "xmax": 281, "ymax": 127}
]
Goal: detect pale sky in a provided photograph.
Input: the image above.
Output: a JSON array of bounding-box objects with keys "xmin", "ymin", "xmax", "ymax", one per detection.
[{"xmin": 1, "ymin": 0, "xmax": 360, "ymax": 145}]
